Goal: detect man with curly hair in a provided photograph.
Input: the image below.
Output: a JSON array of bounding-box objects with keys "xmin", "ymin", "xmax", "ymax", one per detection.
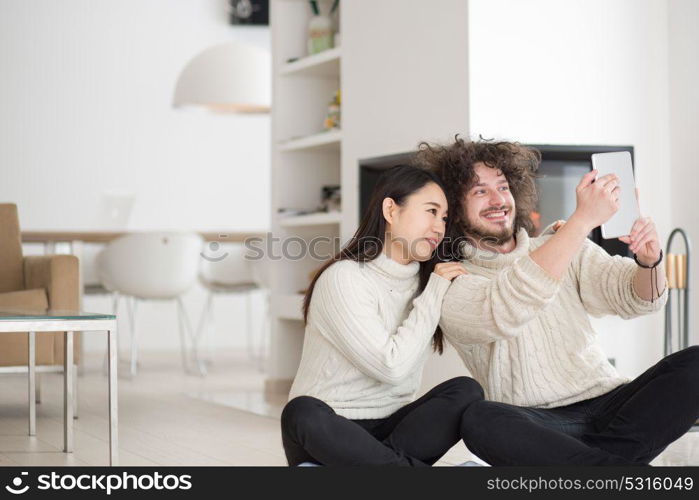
[{"xmin": 417, "ymin": 137, "xmax": 699, "ymax": 466}]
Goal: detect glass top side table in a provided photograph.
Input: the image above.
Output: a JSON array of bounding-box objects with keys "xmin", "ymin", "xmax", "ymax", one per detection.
[{"xmin": 0, "ymin": 309, "xmax": 118, "ymax": 465}]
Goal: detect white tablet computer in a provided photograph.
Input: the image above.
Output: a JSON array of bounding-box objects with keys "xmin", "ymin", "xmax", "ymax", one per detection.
[{"xmin": 590, "ymin": 151, "xmax": 640, "ymax": 239}]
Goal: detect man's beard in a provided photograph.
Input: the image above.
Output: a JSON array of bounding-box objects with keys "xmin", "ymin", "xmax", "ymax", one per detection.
[{"xmin": 461, "ymin": 208, "xmax": 516, "ymax": 246}]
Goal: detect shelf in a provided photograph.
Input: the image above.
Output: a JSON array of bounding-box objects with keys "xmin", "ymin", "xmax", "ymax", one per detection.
[
  {"xmin": 275, "ymin": 293, "xmax": 305, "ymax": 321},
  {"xmin": 278, "ymin": 211, "xmax": 341, "ymax": 228},
  {"xmin": 279, "ymin": 48, "xmax": 341, "ymax": 78},
  {"xmin": 278, "ymin": 129, "xmax": 342, "ymax": 153}
]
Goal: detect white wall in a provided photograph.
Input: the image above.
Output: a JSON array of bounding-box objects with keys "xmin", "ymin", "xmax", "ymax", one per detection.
[
  {"xmin": 668, "ymin": 0, "xmax": 699, "ymax": 346},
  {"xmin": 467, "ymin": 0, "xmax": 672, "ymax": 377},
  {"xmin": 0, "ymin": 0, "xmax": 271, "ymax": 353},
  {"xmin": 0, "ymin": 0, "xmax": 270, "ymax": 231},
  {"xmin": 341, "ymin": 0, "xmax": 469, "ymax": 241}
]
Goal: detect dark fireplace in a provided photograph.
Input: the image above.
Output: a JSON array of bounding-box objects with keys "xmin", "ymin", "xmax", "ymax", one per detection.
[{"xmin": 359, "ymin": 144, "xmax": 633, "ymax": 258}]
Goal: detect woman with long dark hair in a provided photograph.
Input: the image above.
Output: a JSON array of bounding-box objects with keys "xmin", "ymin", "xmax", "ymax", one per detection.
[{"xmin": 280, "ymin": 165, "xmax": 484, "ymax": 466}]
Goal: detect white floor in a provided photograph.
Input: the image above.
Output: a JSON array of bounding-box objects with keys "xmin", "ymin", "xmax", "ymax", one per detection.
[{"xmin": 0, "ymin": 350, "xmax": 697, "ymax": 467}]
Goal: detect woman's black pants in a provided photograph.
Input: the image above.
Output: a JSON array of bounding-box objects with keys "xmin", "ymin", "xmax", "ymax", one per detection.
[{"xmin": 281, "ymin": 376, "xmax": 484, "ymax": 466}]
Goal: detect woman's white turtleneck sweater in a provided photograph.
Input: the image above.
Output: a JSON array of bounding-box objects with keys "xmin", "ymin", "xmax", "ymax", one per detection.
[{"xmin": 288, "ymin": 253, "xmax": 452, "ymax": 420}]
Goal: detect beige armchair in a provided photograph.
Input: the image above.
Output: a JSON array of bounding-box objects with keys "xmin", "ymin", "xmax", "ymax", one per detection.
[{"xmin": 0, "ymin": 203, "xmax": 80, "ymax": 366}]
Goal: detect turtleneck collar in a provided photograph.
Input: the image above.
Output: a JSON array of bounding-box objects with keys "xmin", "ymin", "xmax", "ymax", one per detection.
[
  {"xmin": 460, "ymin": 227, "xmax": 530, "ymax": 269},
  {"xmin": 366, "ymin": 251, "xmax": 420, "ymax": 280}
]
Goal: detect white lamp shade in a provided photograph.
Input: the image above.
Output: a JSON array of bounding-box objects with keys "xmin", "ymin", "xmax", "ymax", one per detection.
[{"xmin": 173, "ymin": 42, "xmax": 271, "ymax": 113}]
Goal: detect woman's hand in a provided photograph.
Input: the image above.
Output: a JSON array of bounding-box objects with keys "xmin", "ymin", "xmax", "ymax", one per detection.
[{"xmin": 434, "ymin": 262, "xmax": 468, "ymax": 281}]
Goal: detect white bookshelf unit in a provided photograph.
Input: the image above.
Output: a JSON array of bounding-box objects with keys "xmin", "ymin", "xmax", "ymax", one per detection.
[
  {"xmin": 278, "ymin": 211, "xmax": 342, "ymax": 228},
  {"xmin": 277, "ymin": 129, "xmax": 341, "ymax": 152},
  {"xmin": 268, "ymin": 0, "xmax": 343, "ymax": 392},
  {"xmin": 275, "ymin": 293, "xmax": 305, "ymax": 321},
  {"xmin": 278, "ymin": 47, "xmax": 341, "ymax": 78}
]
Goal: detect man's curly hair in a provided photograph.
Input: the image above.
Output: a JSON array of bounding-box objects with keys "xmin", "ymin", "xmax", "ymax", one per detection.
[{"xmin": 415, "ymin": 136, "xmax": 541, "ymax": 249}]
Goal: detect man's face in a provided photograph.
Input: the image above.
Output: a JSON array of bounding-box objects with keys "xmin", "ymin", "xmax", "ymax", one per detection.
[{"xmin": 461, "ymin": 162, "xmax": 516, "ymax": 245}]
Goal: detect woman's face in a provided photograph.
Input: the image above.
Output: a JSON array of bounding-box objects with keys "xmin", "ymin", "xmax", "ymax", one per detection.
[{"xmin": 384, "ymin": 182, "xmax": 448, "ymax": 263}]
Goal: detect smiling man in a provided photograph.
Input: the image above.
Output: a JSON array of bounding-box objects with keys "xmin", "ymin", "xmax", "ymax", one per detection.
[{"xmin": 417, "ymin": 137, "xmax": 699, "ymax": 466}]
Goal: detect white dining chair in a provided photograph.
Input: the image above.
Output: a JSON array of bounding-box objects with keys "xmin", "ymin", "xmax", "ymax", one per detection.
[
  {"xmin": 248, "ymin": 247, "xmax": 271, "ymax": 370},
  {"xmin": 196, "ymin": 242, "xmax": 270, "ymax": 370},
  {"xmin": 96, "ymin": 232, "xmax": 205, "ymax": 377}
]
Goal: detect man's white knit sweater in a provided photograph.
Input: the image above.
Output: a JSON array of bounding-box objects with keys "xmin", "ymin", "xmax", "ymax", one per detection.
[
  {"xmin": 289, "ymin": 252, "xmax": 451, "ymax": 419},
  {"xmin": 440, "ymin": 226, "xmax": 668, "ymax": 409}
]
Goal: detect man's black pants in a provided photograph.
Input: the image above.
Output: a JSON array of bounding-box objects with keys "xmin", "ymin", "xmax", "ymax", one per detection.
[{"xmin": 461, "ymin": 346, "xmax": 699, "ymax": 465}]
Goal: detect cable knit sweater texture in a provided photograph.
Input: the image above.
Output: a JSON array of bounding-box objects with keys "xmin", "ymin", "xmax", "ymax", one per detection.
[
  {"xmin": 440, "ymin": 225, "xmax": 668, "ymax": 409},
  {"xmin": 288, "ymin": 253, "xmax": 451, "ymax": 419}
]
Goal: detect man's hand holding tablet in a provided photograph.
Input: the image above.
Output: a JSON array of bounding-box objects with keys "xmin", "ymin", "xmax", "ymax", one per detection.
[{"xmin": 590, "ymin": 152, "xmax": 661, "ymax": 266}]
